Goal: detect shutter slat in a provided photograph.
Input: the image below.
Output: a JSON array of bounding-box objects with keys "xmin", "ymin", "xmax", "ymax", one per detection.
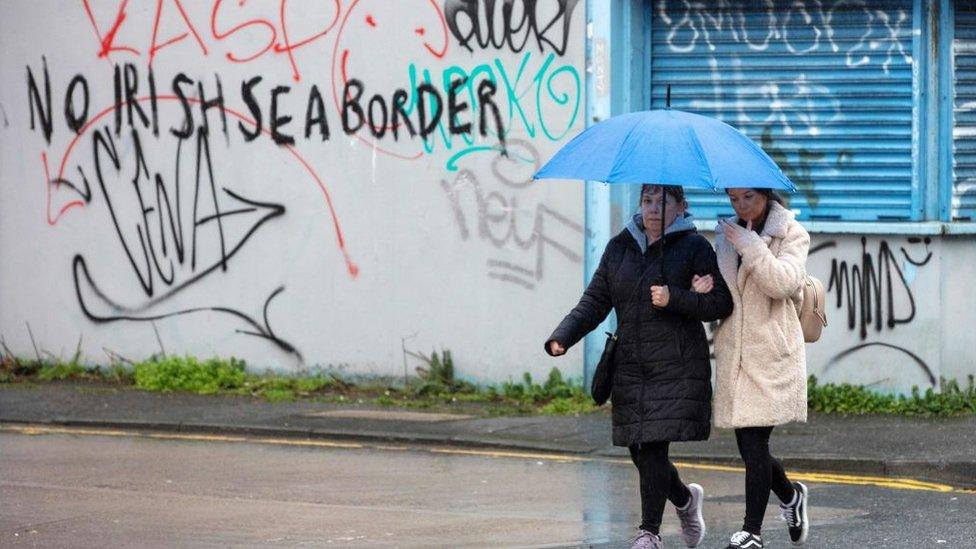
[
  {"xmin": 651, "ymin": 0, "xmax": 914, "ymax": 221},
  {"xmin": 953, "ymin": 6, "xmax": 976, "ymax": 221}
]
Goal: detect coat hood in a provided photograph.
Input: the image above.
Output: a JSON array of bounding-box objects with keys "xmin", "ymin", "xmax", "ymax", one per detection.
[{"xmin": 626, "ymin": 211, "xmax": 697, "ymax": 253}]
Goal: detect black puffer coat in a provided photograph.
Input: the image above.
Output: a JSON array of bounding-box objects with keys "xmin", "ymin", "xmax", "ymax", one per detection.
[{"xmin": 546, "ymin": 217, "xmax": 733, "ymax": 446}]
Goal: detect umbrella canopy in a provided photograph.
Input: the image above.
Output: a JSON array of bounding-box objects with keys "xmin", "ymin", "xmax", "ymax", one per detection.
[
  {"xmin": 534, "ymin": 106, "xmax": 795, "ymax": 286},
  {"xmin": 534, "ymin": 109, "xmax": 796, "ymax": 191}
]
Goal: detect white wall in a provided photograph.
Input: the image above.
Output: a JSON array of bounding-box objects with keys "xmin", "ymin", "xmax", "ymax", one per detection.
[
  {"xmin": 697, "ymin": 230, "xmax": 976, "ymax": 393},
  {"xmin": 936, "ymin": 236, "xmax": 976, "ymax": 388},
  {"xmin": 0, "ymin": 1, "xmax": 587, "ymax": 383},
  {"xmin": 805, "ymin": 233, "xmax": 949, "ymax": 392}
]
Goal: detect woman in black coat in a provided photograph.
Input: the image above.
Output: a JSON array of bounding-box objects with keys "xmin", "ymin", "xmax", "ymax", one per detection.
[{"xmin": 546, "ymin": 185, "xmax": 733, "ymax": 549}]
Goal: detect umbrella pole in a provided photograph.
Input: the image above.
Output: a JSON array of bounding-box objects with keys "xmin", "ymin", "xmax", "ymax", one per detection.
[
  {"xmin": 660, "ymin": 87, "xmax": 671, "ymax": 285},
  {"xmin": 659, "ymin": 197, "xmax": 666, "ymax": 285},
  {"xmin": 661, "ymin": 84, "xmax": 670, "ymax": 284}
]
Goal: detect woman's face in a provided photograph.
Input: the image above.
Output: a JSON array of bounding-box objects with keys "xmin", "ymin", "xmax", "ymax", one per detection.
[
  {"xmin": 726, "ymin": 188, "xmax": 769, "ymax": 223},
  {"xmin": 641, "ymin": 188, "xmax": 685, "ymax": 236}
]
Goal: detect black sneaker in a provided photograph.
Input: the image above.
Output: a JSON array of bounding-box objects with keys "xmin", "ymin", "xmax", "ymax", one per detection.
[
  {"xmin": 780, "ymin": 481, "xmax": 809, "ymax": 545},
  {"xmin": 726, "ymin": 531, "xmax": 763, "ymax": 548}
]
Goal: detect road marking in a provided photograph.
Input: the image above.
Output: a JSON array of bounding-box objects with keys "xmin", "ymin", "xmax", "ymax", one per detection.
[
  {"xmin": 787, "ymin": 472, "xmax": 954, "ymax": 493},
  {"xmin": 670, "ymin": 462, "xmax": 956, "ymax": 493},
  {"xmin": 0, "ymin": 423, "xmax": 964, "ymax": 493},
  {"xmin": 430, "ymin": 447, "xmax": 588, "ymax": 462},
  {"xmin": 2, "ymin": 424, "xmax": 364, "ymax": 449}
]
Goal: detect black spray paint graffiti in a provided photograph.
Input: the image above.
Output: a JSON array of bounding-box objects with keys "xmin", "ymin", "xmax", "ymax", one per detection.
[
  {"xmin": 27, "ymin": 61, "xmax": 509, "ymax": 151},
  {"xmin": 699, "ymin": 237, "xmax": 936, "ymax": 386},
  {"xmin": 822, "ymin": 237, "xmax": 932, "ymax": 339},
  {"xmin": 65, "ymin": 120, "xmax": 299, "ymax": 359},
  {"xmin": 827, "ymin": 342, "xmax": 934, "ymax": 386},
  {"xmin": 813, "ymin": 237, "xmax": 936, "ymax": 385},
  {"xmin": 443, "ymin": 0, "xmax": 581, "ymax": 55},
  {"xmin": 342, "ymin": 76, "xmax": 506, "ymax": 150},
  {"xmin": 440, "ymin": 139, "xmax": 583, "ymax": 289}
]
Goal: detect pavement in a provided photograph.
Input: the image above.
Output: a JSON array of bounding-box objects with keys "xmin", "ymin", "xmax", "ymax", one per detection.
[{"xmin": 1, "ymin": 382, "xmax": 974, "ymax": 489}]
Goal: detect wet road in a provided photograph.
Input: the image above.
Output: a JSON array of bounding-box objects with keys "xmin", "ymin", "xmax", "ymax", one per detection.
[{"xmin": 1, "ymin": 426, "xmax": 973, "ymax": 547}]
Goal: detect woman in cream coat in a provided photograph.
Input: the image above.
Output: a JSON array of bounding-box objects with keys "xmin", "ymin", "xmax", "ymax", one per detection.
[{"xmin": 713, "ymin": 188, "xmax": 811, "ymax": 549}]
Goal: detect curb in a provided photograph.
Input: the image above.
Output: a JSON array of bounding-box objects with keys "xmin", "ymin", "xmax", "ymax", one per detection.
[
  {"xmin": 4, "ymin": 417, "xmax": 974, "ymax": 489},
  {"xmin": 0, "ymin": 418, "xmax": 590, "ymax": 456}
]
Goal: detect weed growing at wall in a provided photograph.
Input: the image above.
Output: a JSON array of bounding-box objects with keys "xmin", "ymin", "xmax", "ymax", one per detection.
[
  {"xmin": 134, "ymin": 356, "xmax": 247, "ymax": 394},
  {"xmin": 129, "ymin": 355, "xmax": 338, "ymax": 400},
  {"xmin": 0, "ymin": 352, "xmax": 118, "ymax": 383},
  {"xmin": 378, "ymin": 351, "xmax": 595, "ymax": 414},
  {"xmin": 240, "ymin": 373, "xmax": 337, "ymax": 402},
  {"xmin": 5, "ymin": 350, "xmax": 976, "ymax": 417},
  {"xmin": 99, "ymin": 363, "xmax": 136, "ymax": 384},
  {"xmin": 411, "ymin": 350, "xmax": 477, "ymax": 396},
  {"xmin": 807, "ymin": 375, "xmax": 976, "ymax": 417},
  {"xmin": 37, "ymin": 362, "xmax": 89, "ymax": 381},
  {"xmin": 479, "ymin": 369, "xmax": 593, "ymax": 414}
]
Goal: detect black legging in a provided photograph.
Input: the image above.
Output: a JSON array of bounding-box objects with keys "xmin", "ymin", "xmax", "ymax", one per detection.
[
  {"xmin": 735, "ymin": 426, "xmax": 797, "ymax": 535},
  {"xmin": 629, "ymin": 441, "xmax": 692, "ymax": 535}
]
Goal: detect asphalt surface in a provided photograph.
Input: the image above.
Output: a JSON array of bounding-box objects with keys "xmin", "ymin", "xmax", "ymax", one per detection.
[
  {"xmin": 2, "ymin": 429, "xmax": 974, "ymax": 548},
  {"xmin": 1, "ymin": 382, "xmax": 975, "ymax": 489}
]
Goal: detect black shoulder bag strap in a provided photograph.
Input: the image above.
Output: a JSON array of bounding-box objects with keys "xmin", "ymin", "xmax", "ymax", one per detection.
[{"xmin": 591, "ymin": 249, "xmax": 663, "ymax": 405}]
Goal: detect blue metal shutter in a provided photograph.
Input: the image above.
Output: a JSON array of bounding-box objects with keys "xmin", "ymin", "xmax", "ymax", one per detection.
[
  {"xmin": 954, "ymin": 4, "xmax": 976, "ymax": 221},
  {"xmin": 649, "ymin": 1, "xmax": 915, "ymax": 221}
]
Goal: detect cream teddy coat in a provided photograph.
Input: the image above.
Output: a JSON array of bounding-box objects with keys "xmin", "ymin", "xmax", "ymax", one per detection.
[{"xmin": 713, "ymin": 201, "xmax": 810, "ymax": 429}]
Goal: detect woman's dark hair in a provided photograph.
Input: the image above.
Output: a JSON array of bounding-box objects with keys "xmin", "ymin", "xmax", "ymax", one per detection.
[
  {"xmin": 725, "ymin": 188, "xmax": 786, "ymax": 206},
  {"xmin": 640, "ymin": 184, "xmax": 685, "ymax": 205}
]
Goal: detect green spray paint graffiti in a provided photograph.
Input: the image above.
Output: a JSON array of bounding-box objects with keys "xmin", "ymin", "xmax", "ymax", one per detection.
[{"xmin": 384, "ymin": 51, "xmax": 580, "ymax": 167}]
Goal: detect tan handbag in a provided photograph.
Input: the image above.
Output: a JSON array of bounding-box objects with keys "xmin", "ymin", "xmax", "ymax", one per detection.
[{"xmin": 796, "ymin": 275, "xmax": 827, "ymax": 342}]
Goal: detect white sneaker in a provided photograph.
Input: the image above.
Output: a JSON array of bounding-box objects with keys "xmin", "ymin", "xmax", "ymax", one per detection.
[
  {"xmin": 631, "ymin": 529, "xmax": 664, "ymax": 549},
  {"xmin": 675, "ymin": 483, "xmax": 706, "ymax": 547}
]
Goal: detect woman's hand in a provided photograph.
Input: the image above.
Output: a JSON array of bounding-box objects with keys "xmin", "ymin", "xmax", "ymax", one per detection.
[
  {"xmin": 548, "ymin": 340, "xmax": 566, "ymax": 356},
  {"xmin": 719, "ymin": 218, "xmax": 758, "ymax": 252},
  {"xmin": 650, "ymin": 285, "xmax": 670, "ymax": 307},
  {"xmin": 691, "ymin": 274, "xmax": 714, "ymax": 294}
]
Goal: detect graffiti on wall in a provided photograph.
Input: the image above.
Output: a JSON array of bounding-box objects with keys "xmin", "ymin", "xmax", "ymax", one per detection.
[
  {"xmin": 443, "ymin": 0, "xmax": 581, "ymax": 55},
  {"xmin": 654, "ymin": 1, "xmax": 913, "ymax": 216},
  {"xmin": 701, "ymin": 235, "xmax": 937, "ymax": 387},
  {"xmin": 657, "ymin": 1, "xmax": 910, "ymax": 72},
  {"xmin": 17, "ymin": 0, "xmax": 584, "ymax": 362},
  {"xmin": 440, "ymin": 139, "xmax": 584, "ymax": 289},
  {"xmin": 813, "ymin": 237, "xmax": 936, "ymax": 385}
]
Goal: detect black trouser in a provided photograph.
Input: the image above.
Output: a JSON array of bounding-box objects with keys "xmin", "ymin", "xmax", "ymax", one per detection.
[
  {"xmin": 629, "ymin": 441, "xmax": 692, "ymax": 535},
  {"xmin": 734, "ymin": 426, "xmax": 797, "ymax": 535}
]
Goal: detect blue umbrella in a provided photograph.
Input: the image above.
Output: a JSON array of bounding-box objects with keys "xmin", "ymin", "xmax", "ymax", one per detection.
[
  {"xmin": 534, "ymin": 109, "xmax": 796, "ymax": 191},
  {"xmin": 534, "ymin": 104, "xmax": 795, "ymax": 283}
]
